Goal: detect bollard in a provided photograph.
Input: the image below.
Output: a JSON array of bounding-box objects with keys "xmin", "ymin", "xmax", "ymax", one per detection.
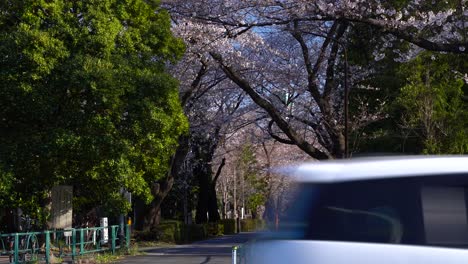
[{"xmin": 232, "ymin": 246, "xmax": 238, "ymax": 264}]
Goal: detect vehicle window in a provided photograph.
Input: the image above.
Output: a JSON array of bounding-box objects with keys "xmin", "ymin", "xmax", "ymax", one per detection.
[
  {"xmin": 421, "ymin": 186, "xmax": 468, "ymax": 246},
  {"xmin": 282, "ymin": 174, "xmax": 468, "ymax": 248},
  {"xmin": 319, "ymin": 206, "xmax": 403, "ymax": 243}
]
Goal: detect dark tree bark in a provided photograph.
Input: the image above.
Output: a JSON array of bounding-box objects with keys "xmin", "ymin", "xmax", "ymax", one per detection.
[
  {"xmin": 193, "ymin": 132, "xmax": 222, "ymax": 223},
  {"xmin": 194, "ymin": 164, "xmax": 212, "ymax": 223},
  {"xmin": 135, "ymin": 135, "xmax": 190, "ymax": 231},
  {"xmin": 208, "ymin": 158, "xmax": 225, "ymax": 221}
]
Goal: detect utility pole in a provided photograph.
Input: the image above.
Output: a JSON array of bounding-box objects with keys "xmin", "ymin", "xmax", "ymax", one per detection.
[
  {"xmin": 233, "ymin": 167, "xmax": 237, "ymax": 232},
  {"xmin": 344, "ymin": 47, "xmax": 349, "ymax": 158},
  {"xmin": 241, "ymin": 169, "xmax": 245, "ymax": 220}
]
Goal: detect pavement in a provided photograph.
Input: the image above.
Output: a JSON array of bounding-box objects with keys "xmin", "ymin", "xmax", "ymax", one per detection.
[{"xmin": 118, "ymin": 232, "xmax": 257, "ymax": 264}]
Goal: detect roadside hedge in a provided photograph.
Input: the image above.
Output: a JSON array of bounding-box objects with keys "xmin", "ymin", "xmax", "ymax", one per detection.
[
  {"xmin": 240, "ymin": 219, "xmax": 266, "ymax": 232},
  {"xmin": 220, "ymin": 219, "xmax": 236, "ymax": 234},
  {"xmin": 134, "ymin": 219, "xmax": 266, "ymax": 244}
]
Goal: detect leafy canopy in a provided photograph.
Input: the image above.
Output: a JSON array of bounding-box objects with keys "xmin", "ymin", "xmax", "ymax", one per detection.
[
  {"xmin": 396, "ymin": 52, "xmax": 468, "ymax": 154},
  {"xmin": 0, "ymin": 0, "xmax": 187, "ymax": 219}
]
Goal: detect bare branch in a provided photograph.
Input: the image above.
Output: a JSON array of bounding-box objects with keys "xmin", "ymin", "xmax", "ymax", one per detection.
[
  {"xmin": 212, "ymin": 157, "xmax": 226, "ymax": 185},
  {"xmin": 210, "ymin": 52, "xmax": 331, "ymax": 160},
  {"xmin": 267, "ymin": 120, "xmax": 296, "ymax": 145},
  {"xmin": 181, "ymin": 58, "xmax": 209, "ymax": 106}
]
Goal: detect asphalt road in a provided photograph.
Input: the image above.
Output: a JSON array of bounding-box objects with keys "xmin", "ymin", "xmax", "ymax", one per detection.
[{"xmin": 119, "ymin": 232, "xmax": 257, "ymax": 264}]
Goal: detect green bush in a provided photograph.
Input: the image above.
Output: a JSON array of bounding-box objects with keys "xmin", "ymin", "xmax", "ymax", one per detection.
[
  {"xmin": 205, "ymin": 222, "xmax": 224, "ymax": 236},
  {"xmin": 156, "ymin": 220, "xmax": 183, "ymax": 243},
  {"xmin": 220, "ymin": 219, "xmax": 236, "ymax": 234},
  {"xmin": 146, "ymin": 221, "xmax": 211, "ymax": 244},
  {"xmin": 134, "ymin": 219, "xmax": 252, "ymax": 244},
  {"xmin": 240, "ymin": 219, "xmax": 266, "ymax": 232},
  {"xmin": 133, "ymin": 230, "xmax": 158, "ymax": 241},
  {"xmin": 254, "ymin": 219, "xmax": 266, "ymax": 230},
  {"xmin": 184, "ymin": 224, "xmax": 206, "ymax": 242}
]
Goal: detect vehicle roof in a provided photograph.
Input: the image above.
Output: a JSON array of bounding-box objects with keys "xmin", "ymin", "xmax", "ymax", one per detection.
[{"xmin": 291, "ymin": 156, "xmax": 468, "ymax": 183}]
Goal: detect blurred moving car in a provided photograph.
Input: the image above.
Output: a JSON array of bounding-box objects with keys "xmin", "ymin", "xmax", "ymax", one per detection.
[{"xmin": 243, "ymin": 156, "xmax": 468, "ymax": 264}]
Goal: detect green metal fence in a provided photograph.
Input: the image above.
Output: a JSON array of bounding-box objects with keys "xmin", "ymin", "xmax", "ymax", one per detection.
[{"xmin": 0, "ymin": 225, "xmax": 131, "ymax": 263}]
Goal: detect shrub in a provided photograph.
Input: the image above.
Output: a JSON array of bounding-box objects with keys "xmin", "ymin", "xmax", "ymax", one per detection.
[
  {"xmin": 156, "ymin": 220, "xmax": 183, "ymax": 243},
  {"xmin": 185, "ymin": 224, "xmax": 206, "ymax": 242},
  {"xmin": 205, "ymin": 222, "xmax": 224, "ymax": 236},
  {"xmin": 240, "ymin": 219, "xmax": 266, "ymax": 232},
  {"xmin": 220, "ymin": 219, "xmax": 236, "ymax": 234},
  {"xmin": 254, "ymin": 219, "xmax": 266, "ymax": 230},
  {"xmin": 134, "ymin": 219, "xmax": 250, "ymax": 244},
  {"xmin": 133, "ymin": 230, "xmax": 158, "ymax": 241}
]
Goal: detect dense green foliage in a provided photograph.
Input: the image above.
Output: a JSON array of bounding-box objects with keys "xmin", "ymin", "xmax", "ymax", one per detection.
[
  {"xmin": 346, "ymin": 24, "xmax": 410, "ymax": 154},
  {"xmin": 347, "ymin": 20, "xmax": 467, "ymax": 156},
  {"xmin": 0, "ymin": 0, "xmax": 187, "ymax": 221},
  {"xmin": 237, "ymin": 144, "xmax": 268, "ymax": 216},
  {"xmin": 350, "ymin": 49, "xmax": 467, "ymax": 155},
  {"xmin": 396, "ymin": 53, "xmax": 468, "ymax": 154}
]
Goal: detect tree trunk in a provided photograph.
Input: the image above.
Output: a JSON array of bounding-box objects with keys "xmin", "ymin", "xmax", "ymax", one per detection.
[
  {"xmin": 195, "ymin": 162, "xmax": 210, "ymax": 223},
  {"xmin": 135, "ymin": 136, "xmax": 189, "ymax": 231},
  {"xmin": 194, "ymin": 162, "xmax": 221, "ymax": 223},
  {"xmin": 147, "ymin": 179, "xmax": 174, "ymax": 230},
  {"xmin": 193, "ymin": 133, "xmax": 222, "ymax": 223},
  {"xmin": 207, "ymin": 185, "xmax": 221, "ymax": 222}
]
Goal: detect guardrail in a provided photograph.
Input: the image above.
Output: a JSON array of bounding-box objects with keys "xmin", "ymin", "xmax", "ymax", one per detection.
[{"xmin": 0, "ymin": 225, "xmax": 131, "ymax": 263}]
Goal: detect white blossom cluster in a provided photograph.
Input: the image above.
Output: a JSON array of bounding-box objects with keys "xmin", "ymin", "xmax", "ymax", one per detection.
[
  {"xmin": 166, "ymin": 0, "xmax": 467, "ymax": 53},
  {"xmin": 164, "ymin": 0, "xmax": 466, "ymax": 159}
]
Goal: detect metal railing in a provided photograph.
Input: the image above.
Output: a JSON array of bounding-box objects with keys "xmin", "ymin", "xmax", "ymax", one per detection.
[{"xmin": 0, "ymin": 225, "xmax": 131, "ymax": 263}]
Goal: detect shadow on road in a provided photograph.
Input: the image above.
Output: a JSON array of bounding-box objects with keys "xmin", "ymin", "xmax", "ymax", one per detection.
[
  {"xmin": 119, "ymin": 232, "xmax": 261, "ymax": 264},
  {"xmin": 144, "ymin": 232, "xmax": 259, "ymax": 256},
  {"xmin": 200, "ymin": 256, "xmax": 212, "ymax": 263}
]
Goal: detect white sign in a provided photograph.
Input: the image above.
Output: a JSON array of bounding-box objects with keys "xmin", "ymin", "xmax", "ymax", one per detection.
[
  {"xmin": 51, "ymin": 186, "xmax": 73, "ymax": 230},
  {"xmin": 100, "ymin": 217, "xmax": 109, "ymax": 243}
]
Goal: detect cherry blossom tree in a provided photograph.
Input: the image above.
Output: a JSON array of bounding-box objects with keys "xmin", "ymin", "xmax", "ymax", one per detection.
[
  {"xmin": 156, "ymin": 0, "xmax": 466, "ymax": 226},
  {"xmin": 165, "ymin": 0, "xmax": 467, "ymax": 54},
  {"xmin": 165, "ymin": 0, "xmax": 465, "ymax": 160},
  {"xmin": 214, "ymin": 114, "xmax": 310, "ymax": 225},
  {"xmin": 163, "ymin": 42, "xmax": 258, "ymax": 224},
  {"xmin": 170, "ymin": 16, "xmax": 369, "ymax": 159}
]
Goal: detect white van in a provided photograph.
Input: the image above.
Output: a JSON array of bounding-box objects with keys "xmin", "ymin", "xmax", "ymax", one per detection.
[{"xmin": 243, "ymin": 156, "xmax": 468, "ymax": 264}]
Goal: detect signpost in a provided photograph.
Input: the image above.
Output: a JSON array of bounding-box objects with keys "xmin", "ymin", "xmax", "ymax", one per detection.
[{"xmin": 51, "ymin": 185, "xmax": 73, "ymax": 232}]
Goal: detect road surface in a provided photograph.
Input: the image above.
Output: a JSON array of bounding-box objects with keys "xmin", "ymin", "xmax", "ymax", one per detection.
[{"xmin": 119, "ymin": 232, "xmax": 257, "ymax": 264}]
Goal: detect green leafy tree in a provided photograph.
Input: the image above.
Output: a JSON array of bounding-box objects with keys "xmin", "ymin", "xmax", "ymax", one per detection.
[
  {"xmin": 237, "ymin": 144, "xmax": 267, "ymax": 219},
  {"xmin": 0, "ymin": 166, "xmax": 13, "ymax": 207},
  {"xmin": 0, "ymin": 0, "xmax": 187, "ymax": 225},
  {"xmin": 396, "ymin": 52, "xmax": 468, "ymax": 154},
  {"xmin": 347, "ymin": 18, "xmax": 467, "ymax": 155}
]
